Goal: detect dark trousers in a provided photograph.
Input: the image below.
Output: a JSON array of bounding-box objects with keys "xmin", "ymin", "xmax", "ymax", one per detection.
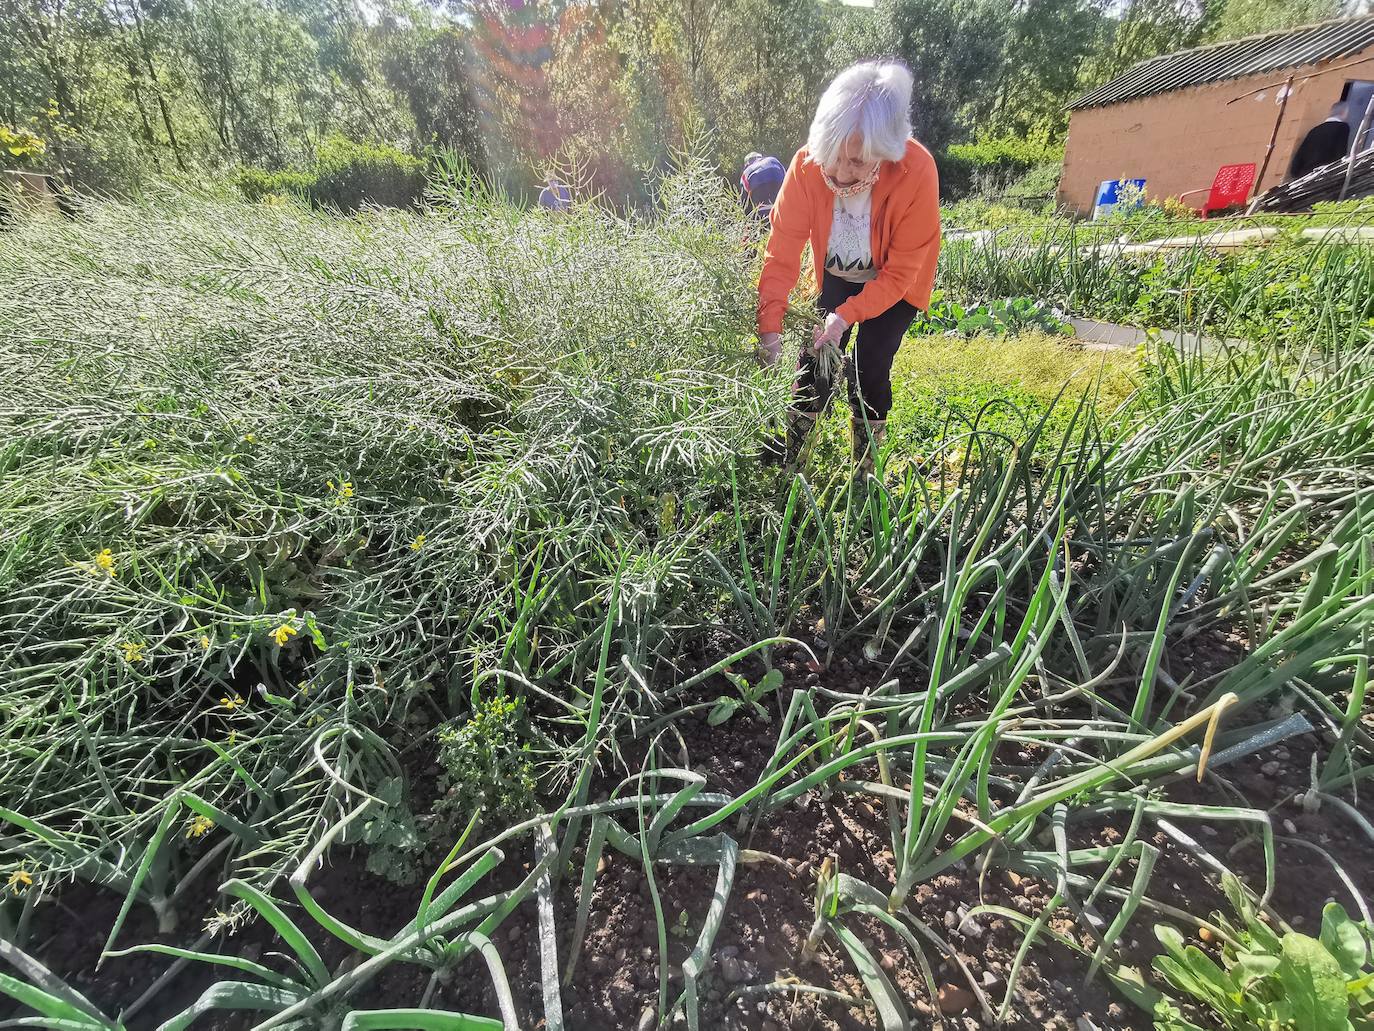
[{"xmin": 795, "ymin": 272, "xmax": 919, "ymax": 423}]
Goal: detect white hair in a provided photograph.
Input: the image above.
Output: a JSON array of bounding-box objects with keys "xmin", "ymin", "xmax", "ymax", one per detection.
[{"xmin": 807, "ymin": 61, "xmax": 914, "ymax": 169}]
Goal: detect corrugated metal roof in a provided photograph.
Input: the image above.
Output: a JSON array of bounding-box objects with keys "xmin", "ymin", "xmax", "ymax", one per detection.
[{"xmin": 1070, "ymin": 14, "xmax": 1374, "ymax": 110}]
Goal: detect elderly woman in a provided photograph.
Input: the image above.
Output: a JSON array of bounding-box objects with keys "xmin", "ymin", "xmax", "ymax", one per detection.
[{"xmin": 757, "ymin": 61, "xmax": 940, "ymax": 472}]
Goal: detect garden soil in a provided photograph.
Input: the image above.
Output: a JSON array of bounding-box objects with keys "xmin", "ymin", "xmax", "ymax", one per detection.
[{"xmin": 9, "ymin": 633, "xmax": 1371, "ymax": 1031}]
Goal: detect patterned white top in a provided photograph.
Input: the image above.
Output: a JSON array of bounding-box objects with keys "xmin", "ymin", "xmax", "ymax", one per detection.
[{"xmin": 825, "ymin": 189, "xmax": 875, "ymax": 283}]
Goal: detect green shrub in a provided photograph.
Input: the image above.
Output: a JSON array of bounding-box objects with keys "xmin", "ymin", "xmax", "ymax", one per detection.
[
  {"xmin": 939, "ymin": 133, "xmax": 1064, "ymax": 200},
  {"xmin": 1003, "ymin": 161, "xmax": 1060, "ymax": 204},
  {"xmin": 435, "ymin": 696, "xmax": 536, "ymax": 833},
  {"xmin": 232, "ymin": 166, "xmax": 314, "ymax": 202},
  {"xmin": 309, "ymin": 134, "xmax": 427, "ymax": 211},
  {"xmin": 232, "ymin": 137, "xmax": 427, "ymax": 211}
]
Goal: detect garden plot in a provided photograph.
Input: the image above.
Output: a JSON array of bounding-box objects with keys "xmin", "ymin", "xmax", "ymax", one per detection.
[{"xmin": 1, "ymin": 171, "xmax": 1372, "ymax": 1031}]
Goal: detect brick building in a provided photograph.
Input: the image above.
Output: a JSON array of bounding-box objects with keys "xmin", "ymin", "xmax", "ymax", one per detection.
[{"xmin": 1059, "ymin": 15, "xmax": 1374, "ymax": 214}]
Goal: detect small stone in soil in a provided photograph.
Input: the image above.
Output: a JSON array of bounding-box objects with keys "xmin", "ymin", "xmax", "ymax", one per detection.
[
  {"xmin": 720, "ymin": 956, "xmax": 745, "ymax": 983},
  {"xmin": 1283, "ymin": 818, "xmax": 1298, "ymax": 835},
  {"xmin": 938, "ymin": 983, "xmax": 975, "ymax": 1015},
  {"xmin": 1261, "ymin": 760, "xmax": 1282, "ymax": 777},
  {"xmin": 637, "ymin": 1007, "xmax": 657, "ymax": 1031},
  {"xmin": 507, "ymin": 923, "xmax": 523, "ymax": 943}
]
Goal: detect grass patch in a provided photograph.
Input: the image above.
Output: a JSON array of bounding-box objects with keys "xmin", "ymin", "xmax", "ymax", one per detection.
[{"xmin": 812, "ymin": 331, "xmax": 1138, "ymax": 465}]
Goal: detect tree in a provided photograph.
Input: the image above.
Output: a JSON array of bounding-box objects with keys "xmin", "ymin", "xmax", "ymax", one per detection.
[
  {"xmin": 1209, "ymin": 0, "xmax": 1348, "ymax": 40},
  {"xmin": 881, "ymin": 0, "xmax": 1013, "ymax": 153},
  {"xmin": 993, "ymin": 0, "xmax": 1109, "ymax": 135},
  {"xmin": 709, "ymin": 0, "xmax": 833, "ymax": 173},
  {"xmin": 381, "ymin": 22, "xmax": 486, "ymax": 170},
  {"xmin": 1085, "ymin": 0, "xmax": 1222, "ymax": 84}
]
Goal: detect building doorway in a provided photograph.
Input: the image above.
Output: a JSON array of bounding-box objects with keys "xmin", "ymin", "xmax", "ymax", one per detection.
[{"xmin": 1339, "ymin": 80, "xmax": 1374, "ymax": 153}]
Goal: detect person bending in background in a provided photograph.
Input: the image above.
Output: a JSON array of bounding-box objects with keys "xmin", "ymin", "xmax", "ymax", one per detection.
[
  {"xmin": 539, "ymin": 174, "xmax": 572, "ymax": 212},
  {"xmin": 756, "ymin": 60, "xmax": 941, "ymax": 474},
  {"xmin": 740, "ymin": 152, "xmax": 786, "ymax": 221},
  {"xmin": 1289, "ymin": 102, "xmax": 1352, "ymax": 180}
]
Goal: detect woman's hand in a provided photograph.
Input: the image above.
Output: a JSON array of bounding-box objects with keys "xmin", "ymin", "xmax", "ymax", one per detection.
[
  {"xmin": 812, "ymin": 312, "xmax": 848, "ymax": 352},
  {"xmin": 756, "ymin": 332, "xmax": 783, "ymax": 366}
]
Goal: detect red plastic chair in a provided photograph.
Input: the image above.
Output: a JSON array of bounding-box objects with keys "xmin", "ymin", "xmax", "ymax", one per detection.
[{"xmin": 1201, "ymin": 163, "xmax": 1257, "ymax": 216}]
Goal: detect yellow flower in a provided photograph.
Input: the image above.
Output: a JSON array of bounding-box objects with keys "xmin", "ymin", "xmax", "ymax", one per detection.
[
  {"xmin": 121, "ymin": 641, "xmax": 145, "ymax": 664},
  {"xmin": 186, "ymin": 815, "xmax": 213, "ymax": 839},
  {"xmin": 199, "ymin": 634, "xmax": 211, "ymax": 650},
  {"xmin": 328, "ymin": 480, "xmax": 354, "ymax": 504},
  {"xmin": 228, "ymin": 730, "xmax": 238, "ymax": 745},
  {"xmin": 7, "ymin": 869, "xmax": 32, "ymax": 891},
  {"xmin": 298, "ymin": 682, "xmax": 312, "ymax": 696},
  {"xmin": 242, "ymin": 433, "xmax": 256, "ymax": 444},
  {"xmin": 410, "ymin": 533, "xmax": 426, "ymax": 551},
  {"xmin": 271, "ymin": 624, "xmax": 297, "ymax": 647},
  {"xmin": 93, "ymin": 548, "xmax": 116, "ymax": 576},
  {"xmin": 220, "ymin": 694, "xmax": 245, "ymax": 711}
]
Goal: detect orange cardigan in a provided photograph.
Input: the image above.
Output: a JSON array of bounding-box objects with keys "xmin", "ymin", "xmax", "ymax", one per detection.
[{"xmin": 757, "ymin": 139, "xmax": 941, "ymax": 336}]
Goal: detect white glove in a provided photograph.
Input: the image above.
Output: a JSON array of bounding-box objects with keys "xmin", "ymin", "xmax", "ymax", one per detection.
[
  {"xmin": 756, "ymin": 332, "xmax": 783, "ymax": 367},
  {"xmin": 812, "ymin": 312, "xmax": 848, "ymax": 352}
]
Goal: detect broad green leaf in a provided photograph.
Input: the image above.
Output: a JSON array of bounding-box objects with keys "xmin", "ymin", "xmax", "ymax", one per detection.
[
  {"xmin": 755, "ymin": 669, "xmax": 784, "ymax": 696},
  {"xmin": 1153, "ymin": 956, "xmax": 1218, "ymax": 1011},
  {"xmin": 1320, "ymin": 903, "xmax": 1370, "ymax": 977},
  {"xmin": 1155, "ymin": 924, "xmax": 1190, "ymax": 963},
  {"xmin": 706, "ymin": 698, "xmax": 739, "ymax": 726},
  {"xmin": 1277, "ymin": 932, "xmax": 1349, "ymax": 1031},
  {"xmin": 1105, "ymin": 963, "xmax": 1161, "ymax": 1013},
  {"xmin": 1233, "ymin": 951, "xmax": 1280, "ymax": 985}
]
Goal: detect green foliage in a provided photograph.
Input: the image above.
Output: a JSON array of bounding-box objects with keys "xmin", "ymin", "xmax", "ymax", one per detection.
[
  {"xmin": 436, "ymin": 697, "xmax": 536, "ymax": 831},
  {"xmin": 708, "ymin": 668, "xmax": 782, "ymax": 725},
  {"xmin": 232, "ymin": 166, "xmax": 315, "ymax": 203},
  {"xmin": 939, "ymin": 223, "xmax": 1374, "ymax": 346},
  {"xmin": 879, "ymin": 329, "xmax": 1136, "ymax": 460},
  {"xmin": 1149, "ymin": 877, "xmax": 1374, "ymax": 1030},
  {"xmin": 348, "ymin": 777, "xmax": 423, "ymax": 885},
  {"xmin": 1004, "ymin": 161, "xmax": 1062, "ymax": 204},
  {"xmin": 914, "ymin": 293, "xmax": 1069, "ymax": 338},
  {"xmin": 309, "ymin": 135, "xmax": 428, "ymax": 212},
  {"xmin": 0, "ymin": 124, "xmax": 46, "ymax": 169},
  {"xmin": 4, "ymin": 165, "xmax": 1374, "ymax": 1031},
  {"xmin": 1209, "ymin": 0, "xmax": 1346, "ymax": 41},
  {"xmin": 940, "ymin": 132, "xmax": 1064, "ymax": 202},
  {"xmin": 233, "ymin": 137, "xmax": 427, "ymax": 211}
]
